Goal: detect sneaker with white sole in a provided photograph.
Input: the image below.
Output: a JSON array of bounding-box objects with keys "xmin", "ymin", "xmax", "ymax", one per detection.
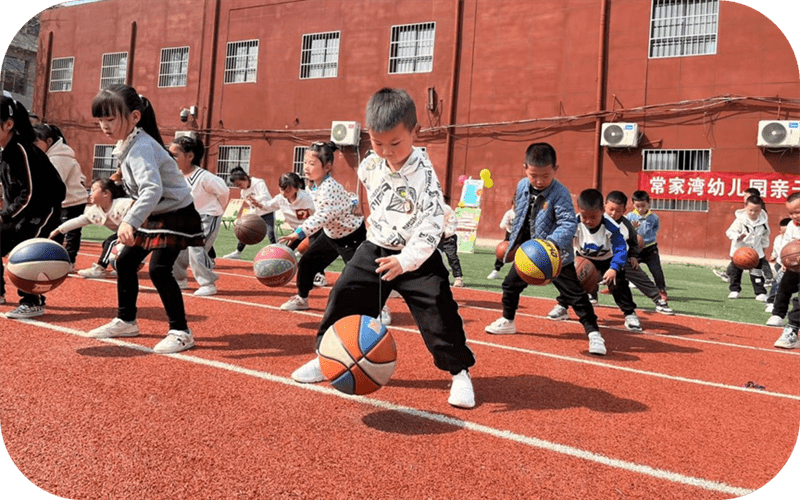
[
  {"xmin": 88, "ymin": 318, "xmax": 139, "ymax": 338},
  {"xmin": 547, "ymin": 304, "xmax": 568, "ymax": 321},
  {"xmin": 755, "ymin": 294, "xmax": 767, "ymax": 302},
  {"xmin": 485, "ymin": 317, "xmax": 516, "ymax": 334},
  {"xmin": 380, "ymin": 306, "xmax": 392, "ymax": 325},
  {"xmin": 588, "ymin": 331, "xmax": 607, "ymax": 355},
  {"xmin": 727, "ymin": 291, "xmax": 740, "ymax": 299},
  {"xmin": 280, "ymin": 295, "xmax": 309, "ymax": 311},
  {"xmin": 767, "ymin": 315, "xmax": 787, "ymax": 327},
  {"xmin": 765, "ymin": 303, "xmax": 774, "ymax": 313},
  {"xmin": 313, "ymin": 273, "xmax": 327, "ymax": 287},
  {"xmin": 153, "ymin": 329, "xmax": 195, "ymax": 353},
  {"xmin": 448, "ymin": 370, "xmax": 475, "ymax": 409},
  {"xmin": 624, "ymin": 313, "xmax": 642, "ymax": 331},
  {"xmin": 6, "ymin": 303, "xmax": 45, "ymax": 319},
  {"xmin": 77, "ymin": 263, "xmax": 109, "ymax": 279},
  {"xmin": 194, "ymin": 284, "xmax": 217, "ymax": 297},
  {"xmin": 292, "ymin": 357, "xmax": 325, "ymax": 383},
  {"xmin": 222, "ymin": 250, "xmax": 242, "ymax": 260},
  {"xmin": 774, "ymin": 327, "xmax": 800, "ymax": 349},
  {"xmin": 487, "ymin": 270, "xmax": 501, "ymax": 279},
  {"xmin": 654, "ymin": 299, "xmax": 675, "ymax": 315},
  {"xmin": 713, "ymin": 268, "xmax": 730, "ymax": 282},
  {"xmin": 453, "ymin": 277, "xmax": 464, "ymax": 287},
  {"xmin": 588, "ymin": 294, "xmax": 598, "ymax": 305}
]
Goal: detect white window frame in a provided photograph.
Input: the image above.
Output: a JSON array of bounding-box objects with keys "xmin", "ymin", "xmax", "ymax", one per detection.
[
  {"xmin": 100, "ymin": 51, "xmax": 128, "ymax": 89},
  {"xmin": 388, "ymin": 22, "xmax": 435, "ymax": 74},
  {"xmin": 292, "ymin": 146, "xmax": 308, "ymax": 180},
  {"xmin": 649, "ymin": 0, "xmax": 718, "ymax": 58},
  {"xmin": 217, "ymin": 145, "xmax": 251, "ymax": 184},
  {"xmin": 224, "ymin": 40, "xmax": 259, "ymax": 84},
  {"xmin": 92, "ymin": 144, "xmax": 119, "ymax": 179},
  {"xmin": 49, "ymin": 57, "xmax": 74, "ymax": 92},
  {"xmin": 158, "ymin": 46, "xmax": 189, "ymax": 87},
  {"xmin": 300, "ymin": 31, "xmax": 340, "ymax": 79},
  {"xmin": 642, "ymin": 148, "xmax": 711, "ymax": 212}
]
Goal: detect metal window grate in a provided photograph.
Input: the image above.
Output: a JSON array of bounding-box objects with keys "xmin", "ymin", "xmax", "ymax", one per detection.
[
  {"xmin": 92, "ymin": 145, "xmax": 119, "ymax": 179},
  {"xmin": 649, "ymin": 0, "xmax": 718, "ymax": 58},
  {"xmin": 158, "ymin": 47, "xmax": 189, "ymax": 87},
  {"xmin": 650, "ymin": 199, "xmax": 709, "ymax": 212},
  {"xmin": 217, "ymin": 146, "xmax": 251, "ymax": 184},
  {"xmin": 293, "ymin": 146, "xmax": 308, "ymax": 180},
  {"xmin": 300, "ymin": 32, "xmax": 340, "ymax": 79},
  {"xmin": 100, "ymin": 52, "xmax": 128, "ymax": 89},
  {"xmin": 642, "ymin": 149, "xmax": 711, "ymax": 172},
  {"xmin": 389, "ymin": 22, "xmax": 435, "ymax": 74},
  {"xmin": 224, "ymin": 40, "xmax": 258, "ymax": 84},
  {"xmin": 49, "ymin": 57, "xmax": 74, "ymax": 92}
]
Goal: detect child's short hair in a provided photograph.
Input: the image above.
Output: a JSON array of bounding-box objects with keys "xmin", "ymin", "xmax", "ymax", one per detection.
[
  {"xmin": 93, "ymin": 177, "xmax": 127, "ymax": 199},
  {"xmin": 632, "ymin": 190, "xmax": 651, "ymax": 203},
  {"xmin": 365, "ymin": 88, "xmax": 417, "ymax": 133},
  {"xmin": 229, "ymin": 166, "xmax": 249, "ymax": 183},
  {"xmin": 780, "ymin": 217, "xmax": 792, "ymax": 227},
  {"xmin": 605, "ymin": 190, "xmax": 627, "ymax": 206},
  {"xmin": 279, "ymin": 172, "xmax": 305, "ymax": 190},
  {"xmin": 744, "ymin": 187, "xmax": 761, "ymax": 197},
  {"xmin": 33, "ymin": 123, "xmax": 67, "ymax": 145},
  {"xmin": 745, "ymin": 195, "xmax": 764, "ymax": 208},
  {"xmin": 577, "ymin": 188, "xmax": 604, "ymax": 211},
  {"xmin": 171, "ymin": 135, "xmax": 205, "ymax": 164},
  {"xmin": 524, "ymin": 142, "xmax": 557, "ymax": 167},
  {"xmin": 788, "ymin": 192, "xmax": 800, "ymax": 203}
]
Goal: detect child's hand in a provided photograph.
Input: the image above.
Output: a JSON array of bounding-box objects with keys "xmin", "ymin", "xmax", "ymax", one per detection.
[
  {"xmin": 245, "ymin": 195, "xmax": 261, "ymax": 209},
  {"xmin": 117, "ymin": 222, "xmax": 135, "ymax": 246},
  {"xmin": 603, "ymin": 268, "xmax": 617, "ymax": 286},
  {"xmin": 48, "ymin": 229, "xmax": 60, "ymax": 239},
  {"xmin": 632, "ymin": 220, "xmax": 640, "ymax": 228},
  {"xmin": 737, "ymin": 233, "xmax": 746, "ymax": 241},
  {"xmin": 629, "ymin": 257, "xmax": 639, "ymax": 269},
  {"xmin": 375, "ymin": 256, "xmax": 403, "ymax": 281},
  {"xmin": 278, "ymin": 233, "xmax": 298, "ymax": 246}
]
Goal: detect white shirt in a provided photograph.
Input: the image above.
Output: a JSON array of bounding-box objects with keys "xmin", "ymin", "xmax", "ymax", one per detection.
[
  {"xmin": 56, "ymin": 197, "xmax": 134, "ymax": 233},
  {"xmin": 185, "ymin": 166, "xmax": 229, "ymax": 216},
  {"xmin": 262, "ymin": 189, "xmax": 315, "ymax": 229},
  {"xmin": 240, "ymin": 177, "xmax": 273, "ymax": 217}
]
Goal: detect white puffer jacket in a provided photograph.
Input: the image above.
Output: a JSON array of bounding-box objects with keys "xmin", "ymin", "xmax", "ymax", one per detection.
[{"xmin": 47, "ymin": 138, "xmax": 86, "ymax": 208}]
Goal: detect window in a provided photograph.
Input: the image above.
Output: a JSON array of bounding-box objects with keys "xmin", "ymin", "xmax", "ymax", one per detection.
[
  {"xmin": 49, "ymin": 57, "xmax": 74, "ymax": 92},
  {"xmin": 643, "ymin": 149, "xmax": 711, "ymax": 212},
  {"xmin": 650, "ymin": 199, "xmax": 708, "ymax": 211},
  {"xmin": 92, "ymin": 145, "xmax": 119, "ymax": 179},
  {"xmin": 224, "ymin": 40, "xmax": 258, "ymax": 83},
  {"xmin": 1, "ymin": 56, "xmax": 27, "ymax": 94},
  {"xmin": 158, "ymin": 47, "xmax": 189, "ymax": 87},
  {"xmin": 649, "ymin": 0, "xmax": 718, "ymax": 58},
  {"xmin": 300, "ymin": 32, "xmax": 340, "ymax": 79},
  {"xmin": 389, "ymin": 22, "xmax": 435, "ymax": 74},
  {"xmin": 293, "ymin": 146, "xmax": 308, "ymax": 180},
  {"xmin": 217, "ymin": 145, "xmax": 251, "ymax": 184},
  {"xmin": 100, "ymin": 52, "xmax": 128, "ymax": 89}
]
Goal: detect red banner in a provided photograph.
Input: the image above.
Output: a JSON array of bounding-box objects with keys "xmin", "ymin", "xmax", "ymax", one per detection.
[{"xmin": 637, "ymin": 172, "xmax": 800, "ymax": 204}]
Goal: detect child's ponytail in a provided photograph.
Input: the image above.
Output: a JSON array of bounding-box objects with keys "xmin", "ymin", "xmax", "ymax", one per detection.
[
  {"xmin": 91, "ymin": 84, "xmax": 165, "ymax": 148},
  {"xmin": 137, "ymin": 95, "xmax": 165, "ymax": 148}
]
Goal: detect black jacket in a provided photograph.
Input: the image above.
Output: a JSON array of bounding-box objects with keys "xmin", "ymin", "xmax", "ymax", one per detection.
[{"xmin": 0, "ymin": 135, "xmax": 65, "ymax": 224}]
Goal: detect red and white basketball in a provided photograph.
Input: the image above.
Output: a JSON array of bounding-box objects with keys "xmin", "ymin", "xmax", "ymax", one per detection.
[
  {"xmin": 253, "ymin": 244, "xmax": 297, "ymax": 287},
  {"xmin": 6, "ymin": 238, "xmax": 71, "ymax": 294}
]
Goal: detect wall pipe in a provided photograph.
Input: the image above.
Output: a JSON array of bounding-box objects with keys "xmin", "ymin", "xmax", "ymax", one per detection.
[
  {"xmin": 444, "ymin": 0, "xmax": 464, "ymax": 203},
  {"xmin": 592, "ymin": 0, "xmax": 610, "ymax": 190}
]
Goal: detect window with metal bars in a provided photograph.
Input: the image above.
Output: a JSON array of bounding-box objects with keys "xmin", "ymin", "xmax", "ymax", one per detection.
[
  {"xmin": 158, "ymin": 47, "xmax": 189, "ymax": 87},
  {"xmin": 100, "ymin": 52, "xmax": 128, "ymax": 89},
  {"xmin": 224, "ymin": 40, "xmax": 258, "ymax": 84},
  {"xmin": 643, "ymin": 149, "xmax": 711, "ymax": 211},
  {"xmin": 649, "ymin": 0, "xmax": 718, "ymax": 58},
  {"xmin": 49, "ymin": 57, "xmax": 74, "ymax": 92},
  {"xmin": 293, "ymin": 146, "xmax": 308, "ymax": 180},
  {"xmin": 300, "ymin": 32, "xmax": 339, "ymax": 79},
  {"xmin": 92, "ymin": 145, "xmax": 119, "ymax": 179},
  {"xmin": 217, "ymin": 146, "xmax": 251, "ymax": 184},
  {"xmin": 388, "ymin": 22, "xmax": 435, "ymax": 74}
]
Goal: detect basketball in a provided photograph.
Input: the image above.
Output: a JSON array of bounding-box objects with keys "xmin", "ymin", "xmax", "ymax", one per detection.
[
  {"xmin": 6, "ymin": 238, "xmax": 71, "ymax": 294},
  {"xmin": 574, "ymin": 256, "xmax": 600, "ymax": 293},
  {"xmin": 732, "ymin": 246, "xmax": 759, "ymax": 270},
  {"xmin": 318, "ymin": 314, "xmax": 397, "ymax": 395},
  {"xmin": 253, "ymin": 244, "xmax": 297, "ymax": 286},
  {"xmin": 234, "ymin": 214, "xmax": 267, "ymax": 245},
  {"xmin": 495, "ymin": 240, "xmax": 516, "ymax": 263},
  {"xmin": 780, "ymin": 239, "xmax": 800, "ymax": 272},
  {"xmin": 514, "ymin": 238, "xmax": 562, "ymax": 285},
  {"xmin": 296, "ymin": 237, "xmax": 310, "ymax": 255},
  {"xmin": 637, "ymin": 234, "xmax": 645, "ymax": 250}
]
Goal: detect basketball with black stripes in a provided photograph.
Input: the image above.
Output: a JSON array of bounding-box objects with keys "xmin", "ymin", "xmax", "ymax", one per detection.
[{"xmin": 234, "ymin": 214, "xmax": 267, "ymax": 245}]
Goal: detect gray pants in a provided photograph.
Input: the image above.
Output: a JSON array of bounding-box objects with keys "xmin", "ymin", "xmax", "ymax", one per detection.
[{"xmin": 173, "ymin": 214, "xmax": 221, "ymax": 287}]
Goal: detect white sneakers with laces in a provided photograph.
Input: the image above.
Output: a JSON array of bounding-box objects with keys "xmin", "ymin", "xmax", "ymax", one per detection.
[
  {"xmin": 281, "ymin": 295, "xmax": 309, "ymax": 311},
  {"xmin": 153, "ymin": 329, "xmax": 195, "ymax": 354},
  {"xmin": 727, "ymin": 291, "xmax": 740, "ymax": 299},
  {"xmin": 485, "ymin": 317, "xmax": 516, "ymax": 334},
  {"xmin": 624, "ymin": 313, "xmax": 642, "ymax": 331},
  {"xmin": 766, "ymin": 315, "xmax": 787, "ymax": 327},
  {"xmin": 78, "ymin": 263, "xmax": 109, "ymax": 279},
  {"xmin": 6, "ymin": 303, "xmax": 45, "ymax": 319},
  {"xmin": 774, "ymin": 327, "xmax": 799, "ymax": 349},
  {"xmin": 88, "ymin": 318, "xmax": 140, "ymax": 338},
  {"xmin": 547, "ymin": 304, "xmax": 569, "ymax": 321},
  {"xmin": 292, "ymin": 357, "xmax": 325, "ymax": 383},
  {"xmin": 448, "ymin": 370, "xmax": 475, "ymax": 409}
]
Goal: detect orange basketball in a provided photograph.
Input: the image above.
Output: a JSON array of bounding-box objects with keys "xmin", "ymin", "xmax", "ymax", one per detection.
[
  {"xmin": 297, "ymin": 237, "xmax": 310, "ymax": 255},
  {"xmin": 732, "ymin": 246, "xmax": 760, "ymax": 270},
  {"xmin": 234, "ymin": 214, "xmax": 267, "ymax": 245},
  {"xmin": 574, "ymin": 256, "xmax": 600, "ymax": 294},
  {"xmin": 780, "ymin": 239, "xmax": 800, "ymax": 272}
]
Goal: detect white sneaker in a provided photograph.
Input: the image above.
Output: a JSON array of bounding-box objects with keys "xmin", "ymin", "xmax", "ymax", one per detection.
[
  {"xmin": 222, "ymin": 250, "xmax": 242, "ymax": 260},
  {"xmin": 765, "ymin": 303, "xmax": 774, "ymax": 313},
  {"xmin": 654, "ymin": 299, "xmax": 675, "ymax": 315},
  {"xmin": 153, "ymin": 329, "xmax": 195, "ymax": 353},
  {"xmin": 755, "ymin": 294, "xmax": 768, "ymax": 302},
  {"xmin": 767, "ymin": 315, "xmax": 787, "ymax": 327},
  {"xmin": 380, "ymin": 306, "xmax": 392, "ymax": 325},
  {"xmin": 588, "ymin": 331, "xmax": 607, "ymax": 355},
  {"xmin": 547, "ymin": 304, "xmax": 568, "ymax": 321},
  {"xmin": 194, "ymin": 284, "xmax": 217, "ymax": 297},
  {"xmin": 588, "ymin": 294, "xmax": 598, "ymax": 305},
  {"xmin": 485, "ymin": 317, "xmax": 516, "ymax": 334},
  {"xmin": 292, "ymin": 357, "xmax": 325, "ymax": 383},
  {"xmin": 281, "ymin": 295, "xmax": 309, "ymax": 311},
  {"xmin": 176, "ymin": 279, "xmax": 189, "ymax": 290},
  {"xmin": 313, "ymin": 273, "xmax": 327, "ymax": 287},
  {"xmin": 774, "ymin": 327, "xmax": 799, "ymax": 349},
  {"xmin": 452, "ymin": 277, "xmax": 464, "ymax": 287},
  {"xmin": 727, "ymin": 291, "xmax": 740, "ymax": 299},
  {"xmin": 77, "ymin": 263, "xmax": 108, "ymax": 279},
  {"xmin": 487, "ymin": 270, "xmax": 501, "ymax": 279},
  {"xmin": 88, "ymin": 318, "xmax": 139, "ymax": 338},
  {"xmin": 624, "ymin": 313, "xmax": 642, "ymax": 331},
  {"xmin": 6, "ymin": 303, "xmax": 45, "ymax": 319},
  {"xmin": 448, "ymin": 370, "xmax": 475, "ymax": 409}
]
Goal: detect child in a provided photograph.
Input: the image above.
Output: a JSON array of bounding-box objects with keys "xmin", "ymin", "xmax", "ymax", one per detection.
[
  {"xmin": 713, "ymin": 187, "xmax": 765, "ymax": 282},
  {"xmin": 724, "ymin": 194, "xmax": 770, "ymax": 300},
  {"xmin": 169, "ymin": 135, "xmax": 229, "ymax": 297},
  {"xmin": 51, "ymin": 178, "xmax": 133, "ymax": 279},
  {"xmin": 222, "ymin": 167, "xmax": 277, "ymax": 259},
  {"xmin": 487, "ymin": 195, "xmax": 515, "ymax": 279},
  {"xmin": 0, "ymin": 92, "xmax": 66, "ymax": 317},
  {"xmin": 261, "ymin": 172, "xmax": 315, "ymax": 248},
  {"xmin": 33, "ymin": 123, "xmax": 86, "ymax": 268},
  {"xmin": 439, "ymin": 204, "xmax": 464, "ymax": 287},
  {"xmin": 277, "ymin": 141, "xmax": 368, "ymax": 315},
  {"xmin": 604, "ymin": 190, "xmax": 673, "ymax": 315},
  {"xmin": 290, "ymin": 88, "xmax": 476, "ymax": 408},
  {"xmin": 85, "ymin": 84, "xmax": 205, "ymax": 354},
  {"xmin": 772, "ymin": 193, "xmax": 800, "ymax": 349},
  {"xmin": 485, "ymin": 143, "xmax": 607, "ymax": 356},
  {"xmin": 765, "ymin": 217, "xmax": 792, "ymax": 322},
  {"xmin": 626, "ymin": 190, "xmax": 668, "ymax": 302}
]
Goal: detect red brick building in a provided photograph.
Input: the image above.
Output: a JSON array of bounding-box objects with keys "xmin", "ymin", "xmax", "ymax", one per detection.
[{"xmin": 31, "ymin": 0, "xmax": 800, "ymax": 259}]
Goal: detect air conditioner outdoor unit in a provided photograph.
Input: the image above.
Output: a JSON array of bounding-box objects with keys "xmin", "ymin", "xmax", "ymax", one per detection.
[
  {"xmin": 174, "ymin": 131, "xmax": 197, "ymax": 139},
  {"xmin": 330, "ymin": 121, "xmax": 361, "ymax": 146},
  {"xmin": 757, "ymin": 120, "xmax": 800, "ymax": 148},
  {"xmin": 601, "ymin": 122, "xmax": 639, "ymax": 148}
]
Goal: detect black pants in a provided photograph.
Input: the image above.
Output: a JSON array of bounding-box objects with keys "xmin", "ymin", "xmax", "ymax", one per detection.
[
  {"xmin": 236, "ymin": 213, "xmax": 276, "ymax": 251},
  {"xmin": 576, "ymin": 259, "xmax": 637, "ymax": 316},
  {"xmin": 297, "ymin": 223, "xmax": 366, "ymax": 298},
  {"xmin": 52, "ymin": 203, "xmax": 86, "ymax": 264},
  {"xmin": 99, "ymin": 233, "xmax": 119, "ymax": 267},
  {"xmin": 315, "ymin": 241, "xmax": 475, "ymax": 375},
  {"xmin": 728, "ymin": 257, "xmax": 767, "ymax": 295},
  {"xmin": 437, "ymin": 234, "xmax": 462, "ymax": 278},
  {"xmin": 637, "ymin": 244, "xmax": 666, "ymax": 291},
  {"xmin": 772, "ymin": 270, "xmax": 800, "ymax": 318},
  {"xmin": 501, "ymin": 261, "xmax": 599, "ymax": 335}
]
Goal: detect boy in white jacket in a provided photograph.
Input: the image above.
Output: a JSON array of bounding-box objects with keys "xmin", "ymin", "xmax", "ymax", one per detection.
[{"xmin": 725, "ymin": 195, "xmax": 770, "ymax": 300}]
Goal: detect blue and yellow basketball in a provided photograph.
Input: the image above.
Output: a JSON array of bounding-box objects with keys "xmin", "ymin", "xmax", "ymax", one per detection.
[{"xmin": 514, "ymin": 238, "xmax": 562, "ymax": 285}]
